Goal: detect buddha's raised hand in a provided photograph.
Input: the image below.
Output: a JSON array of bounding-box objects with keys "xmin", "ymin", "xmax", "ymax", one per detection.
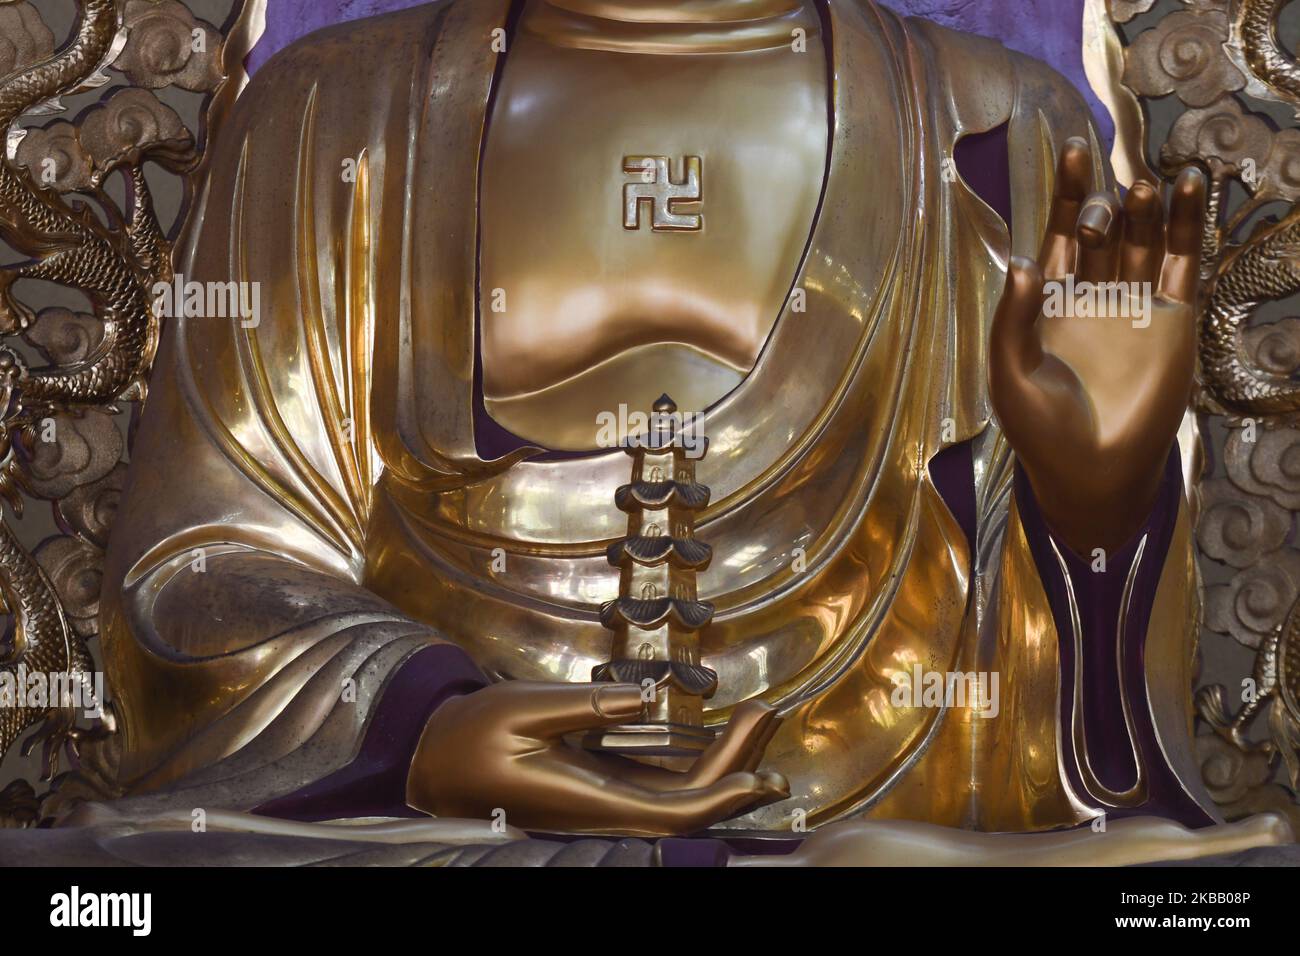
[
  {"xmin": 406, "ymin": 680, "xmax": 788, "ymax": 836},
  {"xmin": 989, "ymin": 137, "xmax": 1206, "ymax": 555}
]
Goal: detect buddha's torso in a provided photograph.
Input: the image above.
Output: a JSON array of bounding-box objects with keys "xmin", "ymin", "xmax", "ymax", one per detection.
[
  {"xmin": 107, "ymin": 0, "xmax": 1139, "ymax": 831},
  {"xmin": 479, "ymin": 0, "xmax": 829, "ymax": 449},
  {"xmin": 364, "ymin": 0, "xmax": 983, "ymax": 828}
]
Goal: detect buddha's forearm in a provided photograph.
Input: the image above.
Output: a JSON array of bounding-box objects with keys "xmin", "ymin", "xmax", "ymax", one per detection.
[
  {"xmin": 1018, "ymin": 452, "xmax": 1172, "ymax": 558},
  {"xmin": 1009, "ymin": 445, "xmax": 1212, "ymax": 826},
  {"xmin": 104, "ymin": 545, "xmax": 488, "ymax": 807},
  {"xmin": 128, "ymin": 546, "xmax": 426, "ymax": 652}
]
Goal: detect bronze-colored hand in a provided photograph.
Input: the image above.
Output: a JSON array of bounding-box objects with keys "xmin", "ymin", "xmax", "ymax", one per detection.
[
  {"xmin": 989, "ymin": 137, "xmax": 1206, "ymax": 555},
  {"xmin": 406, "ymin": 680, "xmax": 788, "ymax": 836}
]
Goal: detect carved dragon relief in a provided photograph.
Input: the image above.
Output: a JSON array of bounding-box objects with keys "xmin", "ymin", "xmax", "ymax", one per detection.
[
  {"xmin": 1232, "ymin": 0, "xmax": 1300, "ymax": 109},
  {"xmin": 1102, "ymin": 0, "xmax": 1300, "ymax": 824},
  {"xmin": 0, "ymin": 0, "xmax": 245, "ymax": 825}
]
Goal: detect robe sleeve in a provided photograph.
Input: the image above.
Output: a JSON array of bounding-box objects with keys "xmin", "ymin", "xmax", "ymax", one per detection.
[
  {"xmin": 891, "ymin": 20, "xmax": 1217, "ymax": 829},
  {"xmin": 98, "ymin": 5, "xmax": 494, "ymax": 816},
  {"xmin": 1010, "ymin": 451, "xmax": 1216, "ymax": 826},
  {"xmin": 976, "ymin": 50, "xmax": 1218, "ymax": 827}
]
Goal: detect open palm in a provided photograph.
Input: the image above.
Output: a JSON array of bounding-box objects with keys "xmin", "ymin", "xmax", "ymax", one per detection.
[{"xmin": 989, "ymin": 137, "xmax": 1206, "ymax": 554}]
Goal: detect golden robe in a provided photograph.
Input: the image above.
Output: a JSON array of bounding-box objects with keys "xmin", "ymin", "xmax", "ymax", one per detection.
[{"xmin": 98, "ymin": 0, "xmax": 1216, "ymax": 832}]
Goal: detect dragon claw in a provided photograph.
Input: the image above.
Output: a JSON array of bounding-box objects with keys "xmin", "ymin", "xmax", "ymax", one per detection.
[
  {"xmin": 0, "ymin": 272, "xmax": 35, "ymax": 335},
  {"xmin": 1222, "ymin": 724, "xmax": 1275, "ymax": 757},
  {"xmin": 20, "ymin": 704, "xmax": 114, "ymax": 781}
]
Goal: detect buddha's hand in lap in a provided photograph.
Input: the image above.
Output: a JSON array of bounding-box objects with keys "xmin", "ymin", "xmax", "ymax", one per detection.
[
  {"xmin": 405, "ymin": 680, "xmax": 788, "ymax": 836},
  {"xmin": 989, "ymin": 137, "xmax": 1206, "ymax": 556}
]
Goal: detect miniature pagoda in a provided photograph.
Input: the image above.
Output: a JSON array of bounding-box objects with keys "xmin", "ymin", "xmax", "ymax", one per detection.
[{"xmin": 586, "ymin": 394, "xmax": 718, "ymax": 766}]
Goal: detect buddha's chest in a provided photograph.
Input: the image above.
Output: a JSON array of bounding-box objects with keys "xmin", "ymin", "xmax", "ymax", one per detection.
[{"xmin": 478, "ymin": 14, "xmax": 829, "ymax": 450}]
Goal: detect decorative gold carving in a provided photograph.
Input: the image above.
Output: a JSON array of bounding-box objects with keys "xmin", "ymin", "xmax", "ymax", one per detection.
[
  {"xmin": 1197, "ymin": 599, "xmax": 1300, "ymax": 828},
  {"xmin": 1103, "ymin": 0, "xmax": 1300, "ymax": 820},
  {"xmin": 587, "ymin": 395, "xmax": 717, "ymax": 764},
  {"xmin": 0, "ymin": 0, "xmax": 246, "ymax": 817},
  {"xmin": 0, "ymin": 3, "xmax": 55, "ymax": 84},
  {"xmin": 113, "ymin": 0, "xmax": 223, "ymax": 92},
  {"xmin": 1202, "ymin": 208, "xmax": 1300, "ymax": 414},
  {"xmin": 1230, "ymin": 0, "xmax": 1300, "ymax": 112},
  {"xmin": 1123, "ymin": 8, "xmax": 1247, "ymax": 107},
  {"xmin": 1110, "ymin": 0, "xmax": 1158, "ymax": 23}
]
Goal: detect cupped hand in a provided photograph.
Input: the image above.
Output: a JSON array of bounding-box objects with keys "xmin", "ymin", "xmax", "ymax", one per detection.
[{"xmin": 406, "ymin": 680, "xmax": 788, "ymax": 837}]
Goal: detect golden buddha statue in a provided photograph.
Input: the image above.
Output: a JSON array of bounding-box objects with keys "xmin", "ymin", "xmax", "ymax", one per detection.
[{"xmin": 73, "ymin": 0, "xmax": 1293, "ymax": 863}]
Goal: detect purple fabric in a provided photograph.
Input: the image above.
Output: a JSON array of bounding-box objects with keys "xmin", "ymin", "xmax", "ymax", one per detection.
[
  {"xmin": 251, "ymin": 644, "xmax": 488, "ymax": 821},
  {"xmin": 655, "ymin": 837, "xmax": 734, "ymax": 867},
  {"xmin": 1014, "ymin": 448, "xmax": 1214, "ymax": 828},
  {"xmin": 246, "ymin": 0, "xmax": 1113, "ymax": 146},
  {"xmin": 954, "ymin": 121, "xmax": 1013, "ymax": 236},
  {"xmin": 928, "ymin": 438, "xmax": 978, "ymax": 555},
  {"xmin": 877, "ymin": 0, "xmax": 1113, "ymax": 147},
  {"xmin": 246, "ymin": 0, "xmax": 430, "ymax": 73}
]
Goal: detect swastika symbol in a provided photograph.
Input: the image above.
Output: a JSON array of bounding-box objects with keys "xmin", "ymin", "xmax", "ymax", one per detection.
[{"xmin": 622, "ymin": 155, "xmax": 703, "ymax": 232}]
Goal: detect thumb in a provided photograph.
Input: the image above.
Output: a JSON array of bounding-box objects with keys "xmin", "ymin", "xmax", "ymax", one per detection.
[{"xmin": 989, "ymin": 256, "xmax": 1046, "ymax": 415}]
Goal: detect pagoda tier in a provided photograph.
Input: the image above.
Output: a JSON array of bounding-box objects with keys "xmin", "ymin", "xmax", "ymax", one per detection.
[{"xmin": 586, "ymin": 395, "xmax": 719, "ymax": 762}]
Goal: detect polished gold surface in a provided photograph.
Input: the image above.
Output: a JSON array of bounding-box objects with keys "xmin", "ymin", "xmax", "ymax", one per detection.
[
  {"xmin": 479, "ymin": 0, "xmax": 827, "ymax": 449},
  {"xmin": 0, "ymin": 0, "xmax": 1290, "ymax": 864},
  {"xmin": 865, "ymin": 494, "xmax": 1090, "ymax": 829},
  {"xmin": 407, "ymin": 682, "xmax": 788, "ymax": 835},
  {"xmin": 74, "ymin": 0, "xmax": 1231, "ymax": 842},
  {"xmin": 1081, "ymin": 0, "xmax": 1155, "ymax": 190}
]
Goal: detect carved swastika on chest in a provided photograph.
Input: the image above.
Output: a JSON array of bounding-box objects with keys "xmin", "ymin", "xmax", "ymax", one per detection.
[{"xmin": 622, "ymin": 155, "xmax": 703, "ymax": 232}]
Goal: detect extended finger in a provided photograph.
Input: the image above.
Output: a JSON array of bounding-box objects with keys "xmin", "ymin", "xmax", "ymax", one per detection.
[
  {"xmin": 1040, "ymin": 137, "xmax": 1093, "ymax": 280},
  {"xmin": 509, "ymin": 682, "xmax": 644, "ymax": 739},
  {"xmin": 1075, "ymin": 192, "xmax": 1121, "ymax": 283},
  {"xmin": 1158, "ymin": 166, "xmax": 1207, "ymax": 304},
  {"xmin": 651, "ymin": 771, "xmax": 790, "ymax": 835},
  {"xmin": 1118, "ymin": 180, "xmax": 1165, "ymax": 286}
]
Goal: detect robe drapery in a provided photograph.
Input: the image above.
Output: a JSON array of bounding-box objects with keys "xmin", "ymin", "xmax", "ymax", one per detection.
[{"xmin": 97, "ymin": 0, "xmax": 1218, "ymax": 831}]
